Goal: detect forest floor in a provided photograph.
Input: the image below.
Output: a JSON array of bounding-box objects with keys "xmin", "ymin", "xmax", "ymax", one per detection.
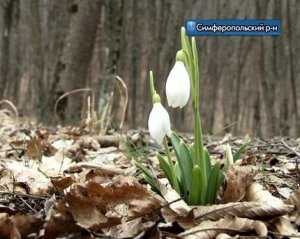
[{"xmin": 0, "ymin": 112, "xmax": 299, "ymax": 239}]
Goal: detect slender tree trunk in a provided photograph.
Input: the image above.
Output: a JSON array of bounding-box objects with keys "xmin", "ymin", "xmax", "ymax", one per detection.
[
  {"xmin": 0, "ymin": 0, "xmax": 14, "ymax": 98},
  {"xmin": 50, "ymin": 0, "xmax": 101, "ymax": 122}
]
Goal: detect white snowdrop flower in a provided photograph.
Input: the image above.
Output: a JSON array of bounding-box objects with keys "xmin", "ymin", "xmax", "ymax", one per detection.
[
  {"xmin": 166, "ymin": 61, "xmax": 190, "ymax": 108},
  {"xmin": 148, "ymin": 103, "xmax": 171, "ymax": 144}
]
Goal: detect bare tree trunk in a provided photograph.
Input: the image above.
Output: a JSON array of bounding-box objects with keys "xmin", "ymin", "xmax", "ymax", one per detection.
[
  {"xmin": 0, "ymin": 0, "xmax": 14, "ymax": 98},
  {"xmin": 256, "ymin": 0, "xmax": 277, "ymax": 136},
  {"xmin": 286, "ymin": 0, "xmax": 300, "ymax": 135},
  {"xmin": 18, "ymin": 0, "xmax": 44, "ymax": 116},
  {"xmin": 51, "ymin": 0, "xmax": 101, "ymax": 122}
]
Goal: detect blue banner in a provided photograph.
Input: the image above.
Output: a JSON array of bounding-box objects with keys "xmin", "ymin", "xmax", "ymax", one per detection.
[{"xmin": 185, "ymin": 19, "xmax": 281, "ymax": 36}]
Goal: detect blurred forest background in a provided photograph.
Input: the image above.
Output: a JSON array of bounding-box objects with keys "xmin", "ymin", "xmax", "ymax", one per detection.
[{"xmin": 0, "ymin": 0, "xmax": 299, "ymax": 137}]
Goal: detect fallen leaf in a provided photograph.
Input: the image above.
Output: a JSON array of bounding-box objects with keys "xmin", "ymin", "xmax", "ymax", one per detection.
[
  {"xmin": 222, "ymin": 166, "xmax": 255, "ymax": 203},
  {"xmin": 179, "ymin": 216, "xmax": 267, "ymax": 239},
  {"xmin": 66, "ymin": 162, "xmax": 124, "ymax": 177},
  {"xmin": 43, "ymin": 201, "xmax": 82, "ymax": 239},
  {"xmin": 45, "ymin": 176, "xmax": 162, "ymax": 237},
  {"xmin": 273, "ymin": 216, "xmax": 299, "ymax": 236},
  {"xmin": 1, "ymin": 160, "xmax": 50, "ymax": 195},
  {"xmin": 159, "ymin": 179, "xmax": 191, "ymax": 217},
  {"xmin": 216, "ymin": 233, "xmax": 234, "ymax": 239},
  {"xmin": 26, "ymin": 136, "xmax": 43, "ymax": 161},
  {"xmin": 0, "ymin": 213, "xmax": 42, "ymax": 239},
  {"xmin": 246, "ymin": 183, "xmax": 286, "ymax": 208},
  {"xmin": 38, "ymin": 151, "xmax": 73, "ymax": 177},
  {"xmin": 50, "ymin": 176, "xmax": 75, "ymax": 193},
  {"xmin": 277, "ymin": 187, "xmax": 293, "ymax": 199},
  {"xmin": 287, "ymin": 188, "xmax": 300, "ymax": 225},
  {"xmin": 192, "ymin": 201, "xmax": 293, "ymax": 222},
  {"xmin": 103, "ymin": 218, "xmax": 156, "ymax": 238}
]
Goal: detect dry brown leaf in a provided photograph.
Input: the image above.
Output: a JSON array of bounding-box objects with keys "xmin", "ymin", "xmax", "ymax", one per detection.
[
  {"xmin": 38, "ymin": 151, "xmax": 73, "ymax": 177},
  {"xmin": 159, "ymin": 179, "xmax": 191, "ymax": 217},
  {"xmin": 162, "ymin": 201, "xmax": 292, "ymax": 232},
  {"xmin": 103, "ymin": 218, "xmax": 156, "ymax": 238},
  {"xmin": 273, "ymin": 216, "xmax": 299, "ymax": 236},
  {"xmin": 43, "ymin": 201, "xmax": 82, "ymax": 239},
  {"xmin": 216, "ymin": 233, "xmax": 234, "ymax": 239},
  {"xmin": 45, "ymin": 175, "xmax": 162, "ymax": 237},
  {"xmin": 179, "ymin": 216, "xmax": 267, "ymax": 239},
  {"xmin": 66, "ymin": 176, "xmax": 161, "ymax": 228},
  {"xmin": 0, "ymin": 149, "xmax": 74, "ymax": 195},
  {"xmin": 0, "ymin": 213, "xmax": 42, "ymax": 239},
  {"xmin": 287, "ymin": 188, "xmax": 300, "ymax": 225},
  {"xmin": 192, "ymin": 201, "xmax": 294, "ymax": 222},
  {"xmin": 50, "ymin": 176, "xmax": 75, "ymax": 193},
  {"xmin": 26, "ymin": 136, "xmax": 43, "ymax": 161},
  {"xmin": 66, "ymin": 162, "xmax": 124, "ymax": 176},
  {"xmin": 222, "ymin": 166, "xmax": 255, "ymax": 203},
  {"xmin": 277, "ymin": 187, "xmax": 293, "ymax": 199},
  {"xmin": 246, "ymin": 183, "xmax": 286, "ymax": 208},
  {"xmin": 0, "ymin": 160, "xmax": 50, "ymax": 195}
]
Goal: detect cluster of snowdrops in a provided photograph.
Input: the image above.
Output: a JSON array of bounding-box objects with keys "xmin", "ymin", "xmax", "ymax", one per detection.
[{"xmin": 138, "ymin": 27, "xmax": 234, "ymax": 206}]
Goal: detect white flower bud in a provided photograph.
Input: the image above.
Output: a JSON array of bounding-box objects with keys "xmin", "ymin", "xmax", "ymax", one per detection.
[
  {"xmin": 148, "ymin": 103, "xmax": 171, "ymax": 144},
  {"xmin": 166, "ymin": 61, "xmax": 190, "ymax": 108}
]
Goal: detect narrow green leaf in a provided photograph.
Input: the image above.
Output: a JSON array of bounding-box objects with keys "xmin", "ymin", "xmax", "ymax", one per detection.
[
  {"xmin": 174, "ymin": 161, "xmax": 184, "ymax": 194},
  {"xmin": 157, "ymin": 154, "xmax": 180, "ymax": 193},
  {"xmin": 233, "ymin": 141, "xmax": 251, "ymax": 162},
  {"xmin": 174, "ymin": 161, "xmax": 182, "ymax": 183},
  {"xmin": 205, "ymin": 163, "xmax": 223, "ymax": 204},
  {"xmin": 189, "ymin": 165, "xmax": 202, "ymax": 205},
  {"xmin": 135, "ymin": 161, "xmax": 160, "ymax": 194},
  {"xmin": 204, "ymin": 148, "xmax": 212, "ymax": 175},
  {"xmin": 157, "ymin": 154, "xmax": 173, "ymax": 185},
  {"xmin": 170, "ymin": 132, "xmax": 193, "ymax": 199},
  {"xmin": 193, "ymin": 111, "xmax": 207, "ymax": 203}
]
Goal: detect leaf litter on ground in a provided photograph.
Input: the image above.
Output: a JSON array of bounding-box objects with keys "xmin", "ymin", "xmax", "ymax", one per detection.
[{"xmin": 0, "ymin": 116, "xmax": 300, "ymax": 238}]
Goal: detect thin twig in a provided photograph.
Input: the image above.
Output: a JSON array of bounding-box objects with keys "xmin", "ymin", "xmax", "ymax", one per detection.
[
  {"xmin": 54, "ymin": 88, "xmax": 93, "ymax": 120},
  {"xmin": 115, "ymin": 75, "xmax": 128, "ymax": 130},
  {"xmin": 0, "ymin": 99, "xmax": 19, "ymax": 118},
  {"xmin": 0, "ymin": 191, "xmax": 48, "ymax": 200},
  {"xmin": 59, "ymin": 149, "xmax": 65, "ymax": 174},
  {"xmin": 17, "ymin": 195, "xmax": 38, "ymax": 214},
  {"xmin": 214, "ymin": 121, "xmax": 238, "ymax": 135},
  {"xmin": 281, "ymin": 139, "xmax": 300, "ymax": 157}
]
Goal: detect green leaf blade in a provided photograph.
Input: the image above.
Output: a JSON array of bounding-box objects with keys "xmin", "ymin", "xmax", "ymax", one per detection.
[
  {"xmin": 205, "ymin": 163, "xmax": 224, "ymax": 204},
  {"xmin": 170, "ymin": 132, "xmax": 193, "ymax": 199},
  {"xmin": 189, "ymin": 165, "xmax": 202, "ymax": 205},
  {"xmin": 135, "ymin": 161, "xmax": 160, "ymax": 194},
  {"xmin": 157, "ymin": 153, "xmax": 180, "ymax": 193}
]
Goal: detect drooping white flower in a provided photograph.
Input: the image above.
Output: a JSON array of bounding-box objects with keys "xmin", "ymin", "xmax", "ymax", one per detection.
[
  {"xmin": 148, "ymin": 103, "xmax": 171, "ymax": 144},
  {"xmin": 166, "ymin": 61, "xmax": 190, "ymax": 108}
]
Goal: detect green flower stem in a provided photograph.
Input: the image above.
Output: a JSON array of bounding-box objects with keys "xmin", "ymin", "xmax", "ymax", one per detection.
[
  {"xmin": 191, "ymin": 37, "xmax": 205, "ymax": 162},
  {"xmin": 191, "ymin": 36, "xmax": 207, "ymax": 200},
  {"xmin": 149, "ymin": 70, "xmax": 155, "ymax": 96},
  {"xmin": 149, "ymin": 70, "xmax": 160, "ymax": 104}
]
